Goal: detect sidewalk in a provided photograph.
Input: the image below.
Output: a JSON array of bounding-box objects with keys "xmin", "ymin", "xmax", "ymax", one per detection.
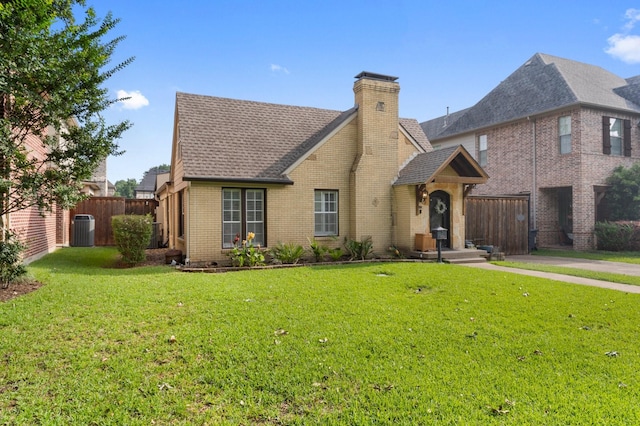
[{"xmin": 461, "ymin": 255, "xmax": 640, "ymax": 294}]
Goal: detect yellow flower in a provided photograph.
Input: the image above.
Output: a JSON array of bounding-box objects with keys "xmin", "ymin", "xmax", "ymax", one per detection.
[
  {"xmin": 247, "ymin": 232, "xmax": 255, "ymax": 241},
  {"xmin": 242, "ymin": 240, "xmax": 247, "ymax": 246}
]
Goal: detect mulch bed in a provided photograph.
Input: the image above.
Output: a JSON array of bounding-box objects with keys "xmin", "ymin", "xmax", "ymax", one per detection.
[{"xmin": 0, "ymin": 281, "xmax": 44, "ymax": 303}]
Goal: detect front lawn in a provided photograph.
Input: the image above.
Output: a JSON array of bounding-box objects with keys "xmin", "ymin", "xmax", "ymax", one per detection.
[
  {"xmin": 1, "ymin": 248, "xmax": 639, "ymax": 424},
  {"xmin": 534, "ymin": 248, "xmax": 640, "ymax": 264},
  {"xmin": 495, "ymin": 261, "xmax": 640, "ymax": 287}
]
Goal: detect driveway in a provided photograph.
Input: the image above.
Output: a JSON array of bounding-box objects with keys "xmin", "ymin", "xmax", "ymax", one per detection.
[{"xmin": 461, "ymin": 255, "xmax": 640, "ymax": 294}]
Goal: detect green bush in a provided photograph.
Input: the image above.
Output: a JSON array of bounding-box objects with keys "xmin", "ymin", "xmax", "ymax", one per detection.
[
  {"xmin": 270, "ymin": 242, "xmax": 305, "ymax": 264},
  {"xmin": 112, "ymin": 214, "xmax": 153, "ymax": 264},
  {"xmin": 344, "ymin": 236, "xmax": 373, "ymax": 260},
  {"xmin": 328, "ymin": 247, "xmax": 344, "ymax": 262},
  {"xmin": 604, "ymin": 163, "xmax": 640, "ymax": 220},
  {"xmin": 0, "ymin": 230, "xmax": 27, "ymax": 288},
  {"xmin": 307, "ymin": 238, "xmax": 328, "ymax": 262},
  {"xmin": 594, "ymin": 221, "xmax": 634, "ymax": 251}
]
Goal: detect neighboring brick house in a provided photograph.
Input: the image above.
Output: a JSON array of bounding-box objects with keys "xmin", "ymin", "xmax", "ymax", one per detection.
[
  {"xmin": 81, "ymin": 159, "xmax": 115, "ymax": 197},
  {"xmin": 135, "ymin": 167, "xmax": 169, "ymax": 199},
  {"xmin": 9, "ymin": 123, "xmax": 76, "ymax": 263},
  {"xmin": 421, "ymin": 53, "xmax": 640, "ymax": 251},
  {"xmin": 164, "ymin": 72, "xmax": 487, "ymax": 266},
  {"xmin": 7, "ymin": 121, "xmax": 112, "ymax": 262}
]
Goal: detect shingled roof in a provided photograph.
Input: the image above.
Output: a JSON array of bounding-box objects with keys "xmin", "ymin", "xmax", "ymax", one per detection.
[
  {"xmin": 422, "ymin": 53, "xmax": 640, "ymax": 141},
  {"xmin": 176, "ymin": 92, "xmax": 430, "ymax": 183},
  {"xmin": 394, "ymin": 145, "xmax": 487, "ymax": 186}
]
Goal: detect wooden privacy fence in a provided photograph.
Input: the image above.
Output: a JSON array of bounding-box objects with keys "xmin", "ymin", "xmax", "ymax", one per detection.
[
  {"xmin": 465, "ymin": 195, "xmax": 530, "ymax": 255},
  {"xmin": 70, "ymin": 197, "xmax": 158, "ymax": 246}
]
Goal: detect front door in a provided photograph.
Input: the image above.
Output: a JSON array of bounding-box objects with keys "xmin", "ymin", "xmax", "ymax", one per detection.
[{"xmin": 430, "ymin": 190, "xmax": 451, "ymax": 248}]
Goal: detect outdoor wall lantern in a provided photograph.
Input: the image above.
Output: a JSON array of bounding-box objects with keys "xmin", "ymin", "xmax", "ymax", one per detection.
[
  {"xmin": 416, "ymin": 184, "xmax": 428, "ymax": 215},
  {"xmin": 431, "ymin": 226, "xmax": 448, "ymax": 263}
]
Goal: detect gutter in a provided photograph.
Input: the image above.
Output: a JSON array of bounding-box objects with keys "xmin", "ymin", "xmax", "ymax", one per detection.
[{"xmin": 184, "ymin": 176, "xmax": 294, "ymax": 185}]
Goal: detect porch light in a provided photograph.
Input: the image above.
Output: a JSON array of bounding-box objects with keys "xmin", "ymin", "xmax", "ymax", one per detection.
[
  {"xmin": 431, "ymin": 226, "xmax": 448, "ymax": 263},
  {"xmin": 416, "ymin": 184, "xmax": 428, "ymax": 215}
]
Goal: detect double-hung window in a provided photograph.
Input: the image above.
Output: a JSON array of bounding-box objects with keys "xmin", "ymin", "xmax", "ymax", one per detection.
[
  {"xmin": 478, "ymin": 135, "xmax": 487, "ymax": 166},
  {"xmin": 559, "ymin": 116, "xmax": 571, "ymax": 154},
  {"xmin": 222, "ymin": 188, "xmax": 265, "ymax": 248},
  {"xmin": 314, "ymin": 190, "xmax": 338, "ymax": 236},
  {"xmin": 603, "ymin": 116, "xmax": 631, "ymax": 157}
]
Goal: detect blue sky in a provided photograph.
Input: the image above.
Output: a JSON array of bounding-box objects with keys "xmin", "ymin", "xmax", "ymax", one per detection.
[{"xmin": 94, "ymin": 1, "xmax": 640, "ymax": 183}]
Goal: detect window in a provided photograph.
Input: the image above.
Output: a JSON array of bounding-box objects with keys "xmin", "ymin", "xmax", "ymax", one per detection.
[
  {"xmin": 222, "ymin": 188, "xmax": 265, "ymax": 248},
  {"xmin": 603, "ymin": 116, "xmax": 631, "ymax": 157},
  {"xmin": 478, "ymin": 135, "xmax": 487, "ymax": 166},
  {"xmin": 314, "ymin": 190, "xmax": 338, "ymax": 236},
  {"xmin": 178, "ymin": 190, "xmax": 185, "ymax": 238},
  {"xmin": 610, "ymin": 118, "xmax": 623, "ymax": 156},
  {"xmin": 559, "ymin": 116, "xmax": 571, "ymax": 154}
]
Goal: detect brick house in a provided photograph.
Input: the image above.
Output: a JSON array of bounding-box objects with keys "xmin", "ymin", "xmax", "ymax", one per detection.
[
  {"xmin": 421, "ymin": 53, "xmax": 640, "ymax": 250},
  {"xmin": 163, "ymin": 72, "xmax": 487, "ymax": 266},
  {"xmin": 8, "ymin": 122, "xmax": 112, "ymax": 263},
  {"xmin": 9, "ymin": 122, "xmax": 76, "ymax": 263}
]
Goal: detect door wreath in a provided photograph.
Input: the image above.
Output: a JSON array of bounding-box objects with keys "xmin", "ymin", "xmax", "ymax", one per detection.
[{"xmin": 434, "ymin": 198, "xmax": 447, "ymax": 215}]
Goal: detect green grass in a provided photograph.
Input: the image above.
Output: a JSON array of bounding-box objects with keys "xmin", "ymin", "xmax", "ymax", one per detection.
[
  {"xmin": 494, "ymin": 261, "xmax": 640, "ymax": 287},
  {"xmin": 534, "ymin": 248, "xmax": 640, "ymax": 264},
  {"xmin": 1, "ymin": 247, "xmax": 640, "ymax": 424}
]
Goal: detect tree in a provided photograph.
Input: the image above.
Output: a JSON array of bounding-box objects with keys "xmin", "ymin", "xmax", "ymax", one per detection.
[
  {"xmin": 604, "ymin": 163, "xmax": 640, "ymax": 220},
  {"xmin": 142, "ymin": 164, "xmax": 170, "ymax": 180},
  {"xmin": 114, "ymin": 178, "xmax": 137, "ymax": 198},
  {"xmin": 0, "ymin": 0, "xmax": 133, "ymax": 224}
]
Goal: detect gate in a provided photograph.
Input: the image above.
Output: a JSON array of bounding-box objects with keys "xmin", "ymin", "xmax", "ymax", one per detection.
[
  {"xmin": 465, "ymin": 195, "xmax": 530, "ymax": 255},
  {"xmin": 70, "ymin": 197, "xmax": 158, "ymax": 246}
]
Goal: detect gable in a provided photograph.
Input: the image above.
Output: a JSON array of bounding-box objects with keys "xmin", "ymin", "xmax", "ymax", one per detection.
[
  {"xmin": 424, "ymin": 53, "xmax": 640, "ymax": 141},
  {"xmin": 394, "ymin": 145, "xmax": 488, "ymax": 186}
]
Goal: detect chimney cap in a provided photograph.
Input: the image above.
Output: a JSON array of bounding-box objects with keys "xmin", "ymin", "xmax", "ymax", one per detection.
[{"xmin": 354, "ymin": 71, "xmax": 398, "ymax": 82}]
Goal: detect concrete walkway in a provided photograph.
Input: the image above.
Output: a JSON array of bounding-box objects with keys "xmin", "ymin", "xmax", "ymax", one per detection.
[{"xmin": 461, "ymin": 255, "xmax": 640, "ymax": 294}]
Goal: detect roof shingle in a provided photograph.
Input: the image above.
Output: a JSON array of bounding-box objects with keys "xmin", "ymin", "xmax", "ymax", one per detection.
[
  {"xmin": 422, "ymin": 53, "xmax": 640, "ymax": 141},
  {"xmin": 176, "ymin": 92, "xmax": 431, "ymax": 182}
]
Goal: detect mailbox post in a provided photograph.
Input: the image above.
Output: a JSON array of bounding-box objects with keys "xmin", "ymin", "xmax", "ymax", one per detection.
[{"xmin": 431, "ymin": 226, "xmax": 448, "ymax": 263}]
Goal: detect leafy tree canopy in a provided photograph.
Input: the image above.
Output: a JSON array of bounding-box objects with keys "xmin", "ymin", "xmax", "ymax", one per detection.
[
  {"xmin": 0, "ymin": 0, "xmax": 133, "ymax": 220},
  {"xmin": 142, "ymin": 164, "xmax": 170, "ymax": 179},
  {"xmin": 604, "ymin": 163, "xmax": 640, "ymax": 220},
  {"xmin": 114, "ymin": 178, "xmax": 137, "ymax": 198}
]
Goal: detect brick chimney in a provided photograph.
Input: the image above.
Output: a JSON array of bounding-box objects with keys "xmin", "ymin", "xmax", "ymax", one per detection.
[{"xmin": 350, "ymin": 72, "xmax": 400, "ymax": 251}]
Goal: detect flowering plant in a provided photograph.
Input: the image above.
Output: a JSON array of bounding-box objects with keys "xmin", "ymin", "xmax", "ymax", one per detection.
[{"xmin": 228, "ymin": 232, "xmax": 265, "ymax": 267}]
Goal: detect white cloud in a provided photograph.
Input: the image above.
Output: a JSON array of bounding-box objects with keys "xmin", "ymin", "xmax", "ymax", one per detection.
[
  {"xmin": 117, "ymin": 89, "xmax": 150, "ymax": 110},
  {"xmin": 605, "ymin": 8, "xmax": 640, "ymax": 63},
  {"xmin": 606, "ymin": 34, "xmax": 640, "ymax": 63},
  {"xmin": 270, "ymin": 64, "xmax": 290, "ymax": 74},
  {"xmin": 623, "ymin": 8, "xmax": 640, "ymax": 31}
]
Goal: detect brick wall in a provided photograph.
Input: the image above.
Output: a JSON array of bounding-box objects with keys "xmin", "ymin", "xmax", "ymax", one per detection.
[
  {"xmin": 351, "ymin": 77, "xmax": 400, "ymax": 251},
  {"xmin": 473, "ymin": 107, "xmax": 640, "ymax": 250}
]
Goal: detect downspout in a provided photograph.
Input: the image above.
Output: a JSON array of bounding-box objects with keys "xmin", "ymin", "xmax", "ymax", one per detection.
[{"xmin": 530, "ymin": 117, "xmax": 537, "ymax": 230}]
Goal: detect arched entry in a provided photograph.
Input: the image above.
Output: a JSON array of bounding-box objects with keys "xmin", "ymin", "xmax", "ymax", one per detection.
[{"xmin": 429, "ymin": 190, "xmax": 451, "ymax": 248}]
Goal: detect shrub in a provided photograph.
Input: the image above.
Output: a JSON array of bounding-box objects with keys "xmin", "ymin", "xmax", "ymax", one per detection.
[
  {"xmin": 228, "ymin": 232, "xmax": 265, "ymax": 267},
  {"xmin": 344, "ymin": 236, "xmax": 373, "ymax": 260},
  {"xmin": 328, "ymin": 247, "xmax": 344, "ymax": 262},
  {"xmin": 307, "ymin": 238, "xmax": 328, "ymax": 262},
  {"xmin": 594, "ymin": 221, "xmax": 634, "ymax": 251},
  {"xmin": 0, "ymin": 230, "xmax": 27, "ymax": 289},
  {"xmin": 112, "ymin": 214, "xmax": 153, "ymax": 264},
  {"xmin": 270, "ymin": 242, "xmax": 305, "ymax": 264},
  {"xmin": 604, "ymin": 163, "xmax": 640, "ymax": 220}
]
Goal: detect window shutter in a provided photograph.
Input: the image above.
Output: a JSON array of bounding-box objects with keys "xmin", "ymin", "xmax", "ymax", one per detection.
[
  {"xmin": 602, "ymin": 116, "xmax": 611, "ymax": 155},
  {"xmin": 624, "ymin": 119, "xmax": 632, "ymax": 157}
]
